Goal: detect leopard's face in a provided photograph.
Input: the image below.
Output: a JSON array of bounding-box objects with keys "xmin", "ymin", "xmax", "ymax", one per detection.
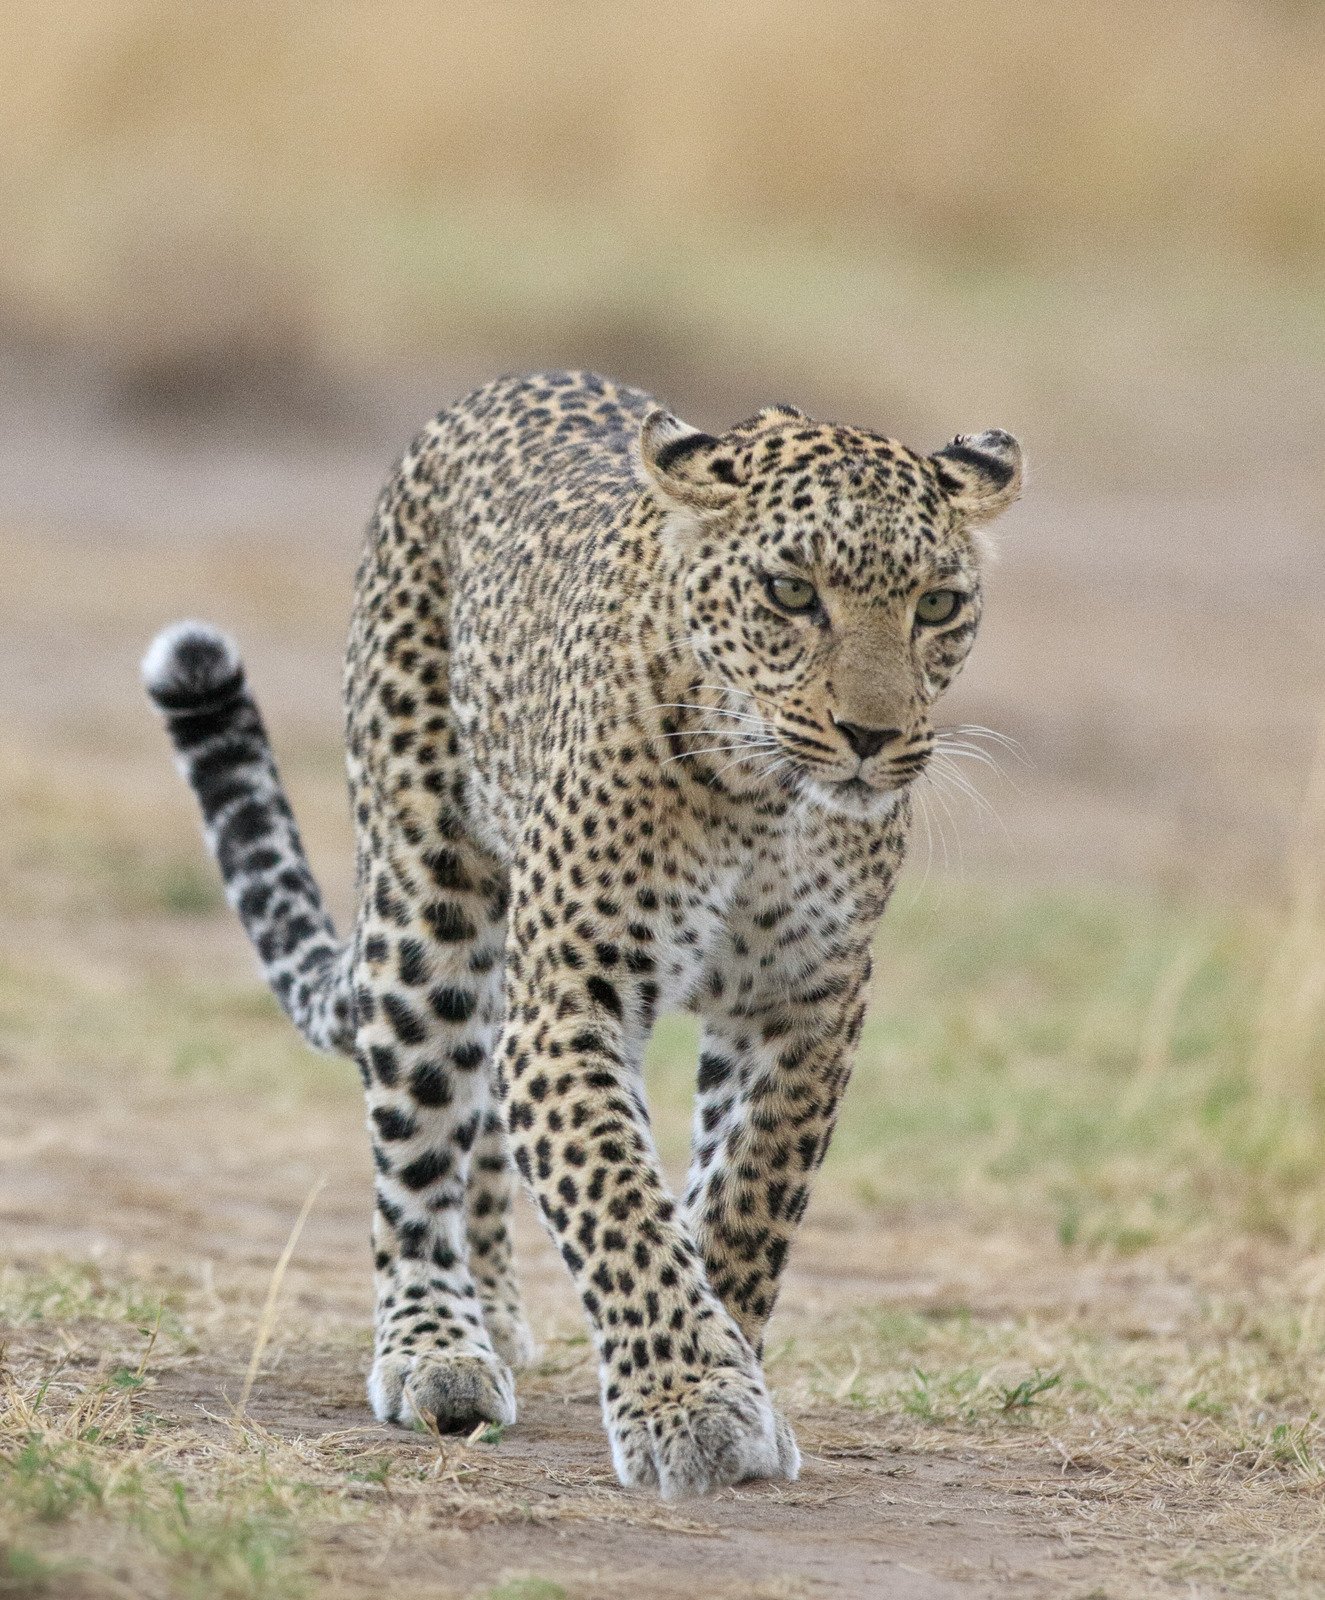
[{"xmin": 642, "ymin": 411, "xmax": 1023, "ymax": 817}]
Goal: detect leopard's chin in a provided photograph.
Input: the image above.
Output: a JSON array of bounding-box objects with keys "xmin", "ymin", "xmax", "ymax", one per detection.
[{"xmin": 803, "ymin": 773, "xmax": 906, "ymax": 821}]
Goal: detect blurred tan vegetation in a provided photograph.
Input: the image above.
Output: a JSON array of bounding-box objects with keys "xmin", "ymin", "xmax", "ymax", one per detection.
[{"xmin": 2, "ymin": 1, "xmax": 1323, "ymax": 481}]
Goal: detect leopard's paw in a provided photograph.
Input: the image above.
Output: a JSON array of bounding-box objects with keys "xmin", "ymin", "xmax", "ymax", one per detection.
[
  {"xmin": 773, "ymin": 1408, "xmax": 802, "ymax": 1480},
  {"xmin": 607, "ymin": 1365, "xmax": 787, "ymax": 1499},
  {"xmin": 368, "ymin": 1346, "xmax": 516, "ymax": 1431}
]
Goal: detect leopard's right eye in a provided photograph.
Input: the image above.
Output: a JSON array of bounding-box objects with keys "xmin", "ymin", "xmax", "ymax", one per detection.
[
  {"xmin": 765, "ymin": 574, "xmax": 819, "ymax": 614},
  {"xmin": 915, "ymin": 588, "xmax": 962, "ymax": 627}
]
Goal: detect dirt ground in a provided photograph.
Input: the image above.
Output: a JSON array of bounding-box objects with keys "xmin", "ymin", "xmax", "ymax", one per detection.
[
  {"xmin": 0, "ymin": 1051, "xmax": 1125, "ymax": 1600},
  {"xmin": 2, "ymin": 362, "xmax": 1324, "ymax": 1597},
  {"xmin": 13, "ymin": 995, "xmax": 1311, "ymax": 1600}
]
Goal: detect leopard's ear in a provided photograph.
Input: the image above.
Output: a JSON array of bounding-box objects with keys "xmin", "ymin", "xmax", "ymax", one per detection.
[
  {"xmin": 930, "ymin": 430, "xmax": 1024, "ymax": 525},
  {"xmin": 639, "ymin": 409, "xmax": 747, "ymax": 512},
  {"xmin": 743, "ymin": 402, "xmax": 808, "ymax": 429}
]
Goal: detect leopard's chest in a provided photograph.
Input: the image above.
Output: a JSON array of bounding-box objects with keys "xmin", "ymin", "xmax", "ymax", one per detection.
[{"xmin": 648, "ymin": 801, "xmax": 828, "ymax": 1015}]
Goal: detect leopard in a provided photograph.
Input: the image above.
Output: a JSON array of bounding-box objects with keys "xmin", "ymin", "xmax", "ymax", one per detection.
[{"xmin": 142, "ymin": 369, "xmax": 1022, "ymax": 1499}]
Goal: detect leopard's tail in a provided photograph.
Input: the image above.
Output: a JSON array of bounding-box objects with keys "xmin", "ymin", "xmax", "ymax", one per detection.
[{"xmin": 142, "ymin": 621, "xmax": 354, "ymax": 1055}]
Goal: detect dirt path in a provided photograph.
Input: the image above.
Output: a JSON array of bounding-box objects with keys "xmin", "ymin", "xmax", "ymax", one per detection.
[{"xmin": 4, "ymin": 1043, "xmax": 1110, "ymax": 1599}]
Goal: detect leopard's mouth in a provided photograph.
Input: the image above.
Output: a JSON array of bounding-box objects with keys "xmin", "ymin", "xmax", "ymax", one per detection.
[
  {"xmin": 827, "ymin": 748, "xmax": 930, "ymax": 796},
  {"xmin": 768, "ymin": 739, "xmax": 916, "ymax": 811},
  {"xmin": 801, "ymin": 769, "xmax": 906, "ymax": 820}
]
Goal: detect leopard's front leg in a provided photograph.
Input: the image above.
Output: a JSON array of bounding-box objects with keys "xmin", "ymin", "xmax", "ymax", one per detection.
[
  {"xmin": 685, "ymin": 948, "xmax": 871, "ymax": 1350},
  {"xmin": 497, "ymin": 896, "xmax": 788, "ymax": 1498},
  {"xmin": 679, "ymin": 944, "xmax": 870, "ymax": 1480}
]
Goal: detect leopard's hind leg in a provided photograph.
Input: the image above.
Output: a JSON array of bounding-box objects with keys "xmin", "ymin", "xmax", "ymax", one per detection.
[
  {"xmin": 348, "ymin": 453, "xmax": 529, "ymax": 1430},
  {"xmin": 353, "ymin": 832, "xmax": 519, "ymax": 1431},
  {"xmin": 465, "ymin": 1108, "xmax": 536, "ymax": 1370}
]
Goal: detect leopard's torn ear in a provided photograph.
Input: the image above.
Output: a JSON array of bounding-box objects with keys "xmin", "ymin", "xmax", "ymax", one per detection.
[
  {"xmin": 930, "ymin": 430, "xmax": 1024, "ymax": 526},
  {"xmin": 639, "ymin": 409, "xmax": 747, "ymax": 512},
  {"xmin": 741, "ymin": 402, "xmax": 808, "ymax": 430}
]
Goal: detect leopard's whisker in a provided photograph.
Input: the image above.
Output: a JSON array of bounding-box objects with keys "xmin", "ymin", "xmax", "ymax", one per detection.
[
  {"xmin": 709, "ymin": 748, "xmax": 776, "ymax": 784},
  {"xmin": 943, "ymin": 722, "xmax": 1029, "ymax": 762},
  {"xmin": 660, "ymin": 739, "xmax": 780, "ymax": 768},
  {"xmin": 934, "ymin": 743, "xmax": 1004, "ymax": 779},
  {"xmin": 921, "ymin": 769, "xmax": 965, "ymax": 875},
  {"xmin": 930, "ymin": 753, "xmax": 1004, "ymax": 834},
  {"xmin": 934, "ymin": 738, "xmax": 1001, "ymax": 769},
  {"xmin": 908, "ymin": 785, "xmax": 937, "ymax": 902},
  {"xmin": 760, "ymin": 754, "xmax": 801, "ymax": 793},
  {"xmin": 923, "ymin": 784, "xmax": 951, "ymax": 876},
  {"xmin": 603, "ymin": 699, "xmax": 766, "ymax": 738},
  {"xmin": 642, "ymin": 702, "xmax": 766, "ymax": 725},
  {"xmin": 690, "ymin": 683, "xmax": 783, "ymax": 715}
]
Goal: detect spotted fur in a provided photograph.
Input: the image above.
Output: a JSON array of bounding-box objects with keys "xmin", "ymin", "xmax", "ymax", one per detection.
[{"xmin": 144, "ymin": 371, "xmax": 1022, "ymax": 1498}]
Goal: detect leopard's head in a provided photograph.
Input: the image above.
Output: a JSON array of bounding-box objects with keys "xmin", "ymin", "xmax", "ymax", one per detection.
[{"xmin": 641, "ymin": 405, "xmax": 1023, "ymax": 817}]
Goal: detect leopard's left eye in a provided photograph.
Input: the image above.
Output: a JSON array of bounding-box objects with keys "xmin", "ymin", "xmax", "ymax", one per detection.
[
  {"xmin": 915, "ymin": 589, "xmax": 962, "ymax": 627},
  {"xmin": 765, "ymin": 574, "xmax": 819, "ymax": 613}
]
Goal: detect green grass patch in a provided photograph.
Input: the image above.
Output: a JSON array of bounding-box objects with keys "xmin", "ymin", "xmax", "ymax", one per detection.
[
  {"xmin": 482, "ymin": 1580, "xmax": 569, "ymax": 1600},
  {"xmin": 0, "ymin": 1542, "xmax": 74, "ymax": 1594},
  {"xmin": 0, "ymin": 953, "xmax": 344, "ymax": 1109},
  {"xmin": 140, "ymin": 1484, "xmax": 305, "ymax": 1600},
  {"xmin": 0, "ymin": 1263, "xmax": 182, "ymax": 1337}
]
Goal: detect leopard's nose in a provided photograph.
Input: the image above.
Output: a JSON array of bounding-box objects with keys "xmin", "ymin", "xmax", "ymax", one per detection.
[{"xmin": 832, "ymin": 719, "xmax": 901, "ymax": 761}]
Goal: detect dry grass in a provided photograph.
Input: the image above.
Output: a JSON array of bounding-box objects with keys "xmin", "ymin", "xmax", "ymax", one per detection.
[
  {"xmin": 5, "ymin": 1232, "xmax": 1325, "ymax": 1596},
  {"xmin": 0, "ymin": 1265, "xmax": 802, "ymax": 1598},
  {"xmin": 1, "ymin": 1298, "xmax": 323, "ymax": 1599}
]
